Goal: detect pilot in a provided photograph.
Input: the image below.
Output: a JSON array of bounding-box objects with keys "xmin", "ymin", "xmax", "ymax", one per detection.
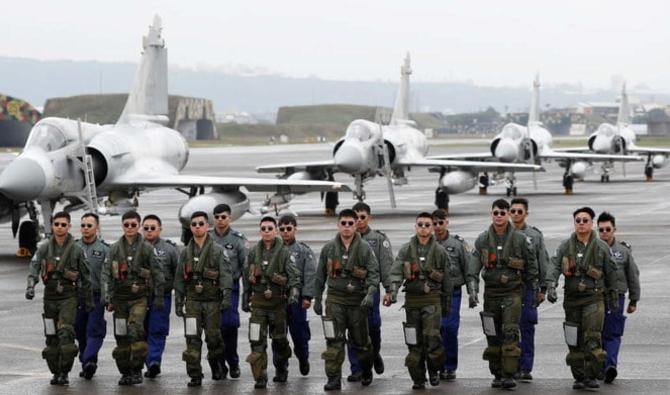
[
  {"xmin": 74, "ymin": 212, "xmax": 109, "ymax": 381},
  {"xmin": 432, "ymin": 209, "xmax": 470, "ymax": 382},
  {"xmin": 509, "ymin": 198, "xmax": 549, "ymax": 382},
  {"xmin": 467, "ymin": 199, "xmax": 539, "ymax": 390},
  {"xmin": 346, "ymin": 202, "xmax": 393, "ymax": 381},
  {"xmin": 210, "ymin": 203, "xmax": 249, "ymax": 379},
  {"xmin": 101, "ymin": 211, "xmax": 165, "ymax": 386},
  {"xmin": 173, "ymin": 211, "xmax": 232, "ymax": 387},
  {"xmin": 26, "ymin": 211, "xmax": 92, "ymax": 386},
  {"xmin": 385, "ymin": 212, "xmax": 452, "ymax": 389},
  {"xmin": 543, "ymin": 207, "xmax": 618, "ymax": 390},
  {"xmin": 596, "ymin": 212, "xmax": 640, "ymax": 384},
  {"xmin": 313, "ymin": 209, "xmax": 379, "ymax": 391},
  {"xmin": 142, "ymin": 214, "xmax": 179, "ymax": 379},
  {"xmin": 277, "ymin": 214, "xmax": 316, "ymax": 376},
  {"xmin": 241, "ymin": 216, "xmax": 301, "ymax": 389}
]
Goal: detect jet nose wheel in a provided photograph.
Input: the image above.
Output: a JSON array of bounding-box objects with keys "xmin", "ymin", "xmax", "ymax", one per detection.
[{"xmin": 17, "ymin": 220, "xmax": 38, "ymax": 257}]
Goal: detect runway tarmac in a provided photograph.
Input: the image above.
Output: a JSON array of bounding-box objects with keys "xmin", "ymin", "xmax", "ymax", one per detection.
[{"xmin": 0, "ymin": 142, "xmax": 669, "ymax": 394}]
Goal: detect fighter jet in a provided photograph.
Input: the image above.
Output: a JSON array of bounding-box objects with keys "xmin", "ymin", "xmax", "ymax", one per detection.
[
  {"xmin": 430, "ymin": 75, "xmax": 641, "ymax": 196},
  {"xmin": 0, "ymin": 15, "xmax": 348, "ymax": 255},
  {"xmin": 256, "ymin": 53, "xmax": 542, "ymax": 213},
  {"xmin": 556, "ymin": 83, "xmax": 670, "ymax": 182}
]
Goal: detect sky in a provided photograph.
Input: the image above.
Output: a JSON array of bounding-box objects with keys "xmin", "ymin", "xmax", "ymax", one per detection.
[{"xmin": 4, "ymin": 0, "xmax": 670, "ymax": 91}]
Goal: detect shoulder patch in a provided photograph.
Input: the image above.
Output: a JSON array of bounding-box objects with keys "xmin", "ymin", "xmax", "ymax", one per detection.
[
  {"xmin": 298, "ymin": 241, "xmax": 312, "ymax": 251},
  {"xmin": 530, "ymin": 225, "xmax": 543, "ymax": 234},
  {"xmin": 374, "ymin": 229, "xmax": 387, "ymax": 237},
  {"xmin": 620, "ymin": 241, "xmax": 631, "ymax": 250},
  {"xmin": 165, "ymin": 239, "xmax": 177, "ymax": 247},
  {"xmin": 232, "ymin": 230, "xmax": 247, "ymax": 239},
  {"xmin": 453, "ymin": 234, "xmax": 464, "ymax": 242},
  {"xmin": 382, "ymin": 240, "xmax": 390, "ymax": 249},
  {"xmin": 100, "ymin": 240, "xmax": 109, "ymax": 246}
]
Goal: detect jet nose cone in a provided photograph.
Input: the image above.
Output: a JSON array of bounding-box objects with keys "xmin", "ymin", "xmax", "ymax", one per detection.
[
  {"xmin": 0, "ymin": 158, "xmax": 46, "ymax": 201},
  {"xmin": 335, "ymin": 141, "xmax": 366, "ymax": 173},
  {"xmin": 592, "ymin": 135, "xmax": 610, "ymax": 153},
  {"xmin": 494, "ymin": 139, "xmax": 518, "ymax": 162}
]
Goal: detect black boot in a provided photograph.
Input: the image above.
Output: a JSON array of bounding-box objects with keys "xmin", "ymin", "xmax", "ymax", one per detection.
[
  {"xmin": 429, "ymin": 370, "xmax": 440, "ymax": 387},
  {"xmin": 604, "ymin": 366, "xmax": 618, "ymax": 384},
  {"xmin": 502, "ymin": 377, "xmax": 516, "ymax": 389},
  {"xmin": 299, "ymin": 359, "xmax": 310, "ymax": 376},
  {"xmin": 57, "ymin": 373, "xmax": 69, "ymax": 385},
  {"xmin": 373, "ymin": 354, "xmax": 385, "ymax": 374},
  {"xmin": 324, "ymin": 376, "xmax": 341, "ymax": 391},
  {"xmin": 347, "ymin": 371, "xmax": 362, "ymax": 382},
  {"xmin": 412, "ymin": 381, "xmax": 426, "ymax": 390},
  {"xmin": 491, "ymin": 375, "xmax": 502, "ymax": 388},
  {"xmin": 118, "ymin": 374, "xmax": 132, "ymax": 386},
  {"xmin": 273, "ymin": 366, "xmax": 288, "ymax": 383},
  {"xmin": 572, "ymin": 380, "xmax": 585, "ymax": 390},
  {"xmin": 50, "ymin": 374, "xmax": 59, "ymax": 385},
  {"xmin": 81, "ymin": 362, "xmax": 97, "ymax": 380},
  {"xmin": 144, "ymin": 363, "xmax": 160, "ymax": 378},
  {"xmin": 254, "ymin": 376, "xmax": 268, "ymax": 389},
  {"xmin": 130, "ymin": 369, "xmax": 143, "ymax": 384},
  {"xmin": 583, "ymin": 378, "xmax": 600, "ymax": 389},
  {"xmin": 209, "ymin": 358, "xmax": 224, "ymax": 380},
  {"xmin": 188, "ymin": 375, "xmax": 203, "ymax": 387},
  {"xmin": 229, "ymin": 364, "xmax": 241, "ymax": 378},
  {"xmin": 361, "ymin": 368, "xmax": 373, "ymax": 386},
  {"xmin": 440, "ymin": 370, "xmax": 456, "ymax": 381}
]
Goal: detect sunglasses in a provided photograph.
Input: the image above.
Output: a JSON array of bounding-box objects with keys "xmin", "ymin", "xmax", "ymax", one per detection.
[
  {"xmin": 340, "ymin": 220, "xmax": 355, "ymax": 227},
  {"xmin": 510, "ymin": 209, "xmax": 525, "ymax": 215},
  {"xmin": 53, "ymin": 222, "xmax": 69, "ymax": 228},
  {"xmin": 492, "ymin": 210, "xmax": 507, "ymax": 217},
  {"xmin": 80, "ymin": 223, "xmax": 94, "ymax": 229},
  {"xmin": 214, "ymin": 214, "xmax": 229, "ymax": 220},
  {"xmin": 598, "ymin": 227, "xmax": 613, "ymax": 233},
  {"xmin": 357, "ymin": 215, "xmax": 368, "ymax": 221},
  {"xmin": 260, "ymin": 226, "xmax": 275, "ymax": 232},
  {"xmin": 123, "ymin": 222, "xmax": 138, "ymax": 228},
  {"xmin": 432, "ymin": 220, "xmax": 445, "ymax": 226},
  {"xmin": 278, "ymin": 226, "xmax": 294, "ymax": 232},
  {"xmin": 575, "ymin": 218, "xmax": 591, "ymax": 225},
  {"xmin": 190, "ymin": 221, "xmax": 206, "ymax": 228},
  {"xmin": 417, "ymin": 222, "xmax": 432, "ymax": 228},
  {"xmin": 143, "ymin": 225, "xmax": 157, "ymax": 231}
]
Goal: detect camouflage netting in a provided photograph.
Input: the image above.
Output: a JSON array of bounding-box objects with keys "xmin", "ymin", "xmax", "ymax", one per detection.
[{"xmin": 0, "ymin": 94, "xmax": 41, "ymax": 124}]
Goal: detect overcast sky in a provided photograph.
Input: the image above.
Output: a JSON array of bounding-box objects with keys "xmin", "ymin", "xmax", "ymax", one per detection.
[{"xmin": 4, "ymin": 0, "xmax": 669, "ymax": 90}]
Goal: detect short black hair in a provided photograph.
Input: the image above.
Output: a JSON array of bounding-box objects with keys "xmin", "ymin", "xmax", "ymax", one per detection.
[
  {"xmin": 491, "ymin": 199, "xmax": 510, "ymax": 211},
  {"xmin": 431, "ymin": 209, "xmax": 447, "ymax": 220},
  {"xmin": 338, "ymin": 209, "xmax": 357, "ymax": 220},
  {"xmin": 122, "ymin": 211, "xmax": 141, "ymax": 222},
  {"xmin": 191, "ymin": 211, "xmax": 208, "ymax": 221},
  {"xmin": 260, "ymin": 216, "xmax": 277, "ymax": 225},
  {"xmin": 213, "ymin": 204, "xmax": 231, "ymax": 215},
  {"xmin": 510, "ymin": 198, "xmax": 529, "ymax": 210},
  {"xmin": 81, "ymin": 212, "xmax": 99, "ymax": 224},
  {"xmin": 416, "ymin": 212, "xmax": 433, "ymax": 220},
  {"xmin": 597, "ymin": 211, "xmax": 616, "ymax": 226},
  {"xmin": 352, "ymin": 202, "xmax": 371, "ymax": 214},
  {"xmin": 278, "ymin": 214, "xmax": 297, "ymax": 226},
  {"xmin": 573, "ymin": 206, "xmax": 595, "ymax": 219},
  {"xmin": 53, "ymin": 211, "xmax": 71, "ymax": 223},
  {"xmin": 143, "ymin": 214, "xmax": 162, "ymax": 227}
]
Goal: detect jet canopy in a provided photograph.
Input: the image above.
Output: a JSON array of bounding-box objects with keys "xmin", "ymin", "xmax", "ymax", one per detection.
[
  {"xmin": 25, "ymin": 122, "xmax": 67, "ymax": 152},
  {"xmin": 595, "ymin": 123, "xmax": 617, "ymax": 137},
  {"xmin": 344, "ymin": 120, "xmax": 381, "ymax": 142},
  {"xmin": 499, "ymin": 123, "xmax": 526, "ymax": 140}
]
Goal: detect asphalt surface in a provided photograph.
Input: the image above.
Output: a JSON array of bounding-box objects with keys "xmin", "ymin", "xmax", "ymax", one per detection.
[{"xmin": 0, "ymin": 142, "xmax": 669, "ymax": 394}]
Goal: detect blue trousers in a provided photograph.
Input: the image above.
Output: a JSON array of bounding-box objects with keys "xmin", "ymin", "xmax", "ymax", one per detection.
[
  {"xmin": 602, "ymin": 294, "xmax": 626, "ymax": 370},
  {"xmin": 144, "ymin": 294, "xmax": 172, "ymax": 368},
  {"xmin": 519, "ymin": 286, "xmax": 538, "ymax": 372},
  {"xmin": 440, "ymin": 288, "xmax": 462, "ymax": 372},
  {"xmin": 220, "ymin": 284, "xmax": 240, "ymax": 367},
  {"xmin": 287, "ymin": 301, "xmax": 310, "ymax": 362},
  {"xmin": 347, "ymin": 291, "xmax": 381, "ymax": 374},
  {"xmin": 75, "ymin": 293, "xmax": 106, "ymax": 367}
]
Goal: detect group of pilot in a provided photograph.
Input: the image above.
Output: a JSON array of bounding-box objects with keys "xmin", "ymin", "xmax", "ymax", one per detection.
[{"xmin": 25, "ymin": 199, "xmax": 640, "ymax": 391}]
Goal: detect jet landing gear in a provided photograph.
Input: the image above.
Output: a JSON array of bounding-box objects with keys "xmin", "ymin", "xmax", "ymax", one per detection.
[
  {"xmin": 16, "ymin": 201, "xmax": 42, "ymax": 257},
  {"xmin": 504, "ymin": 174, "xmax": 517, "ymax": 197},
  {"xmin": 645, "ymin": 155, "xmax": 654, "ymax": 181},
  {"xmin": 563, "ymin": 171, "xmax": 574, "ymax": 195},
  {"xmin": 324, "ymin": 191, "xmax": 339, "ymax": 217},
  {"xmin": 478, "ymin": 172, "xmax": 489, "ymax": 195},
  {"xmin": 434, "ymin": 187, "xmax": 449, "ymax": 213}
]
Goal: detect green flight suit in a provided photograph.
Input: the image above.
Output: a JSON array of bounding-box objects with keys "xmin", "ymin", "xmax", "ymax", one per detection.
[
  {"xmin": 174, "ymin": 235, "xmax": 232, "ymax": 379},
  {"xmin": 28, "ymin": 234, "xmax": 91, "ymax": 376},
  {"xmin": 243, "ymin": 237, "xmax": 301, "ymax": 381},
  {"xmin": 468, "ymin": 223, "xmax": 538, "ymax": 379},
  {"xmin": 314, "ymin": 232, "xmax": 380, "ymax": 379},
  {"xmin": 101, "ymin": 234, "xmax": 165, "ymax": 374},
  {"xmin": 546, "ymin": 231, "xmax": 617, "ymax": 381},
  {"xmin": 390, "ymin": 235, "xmax": 452, "ymax": 385}
]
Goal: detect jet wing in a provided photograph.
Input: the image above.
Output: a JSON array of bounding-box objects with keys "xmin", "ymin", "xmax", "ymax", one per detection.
[
  {"xmin": 627, "ymin": 146, "xmax": 670, "ymax": 155},
  {"xmin": 426, "ymin": 152, "xmax": 494, "ymax": 161},
  {"xmin": 539, "ymin": 150, "xmax": 643, "ymax": 162},
  {"xmin": 398, "ymin": 159, "xmax": 544, "ymax": 172},
  {"xmin": 110, "ymin": 174, "xmax": 350, "ymax": 193},
  {"xmin": 256, "ymin": 160, "xmax": 337, "ymax": 174}
]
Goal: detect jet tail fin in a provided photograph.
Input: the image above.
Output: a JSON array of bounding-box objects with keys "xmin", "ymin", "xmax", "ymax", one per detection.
[
  {"xmin": 617, "ymin": 82, "xmax": 631, "ymax": 125},
  {"xmin": 528, "ymin": 73, "xmax": 541, "ymax": 125},
  {"xmin": 118, "ymin": 15, "xmax": 168, "ymax": 124},
  {"xmin": 390, "ymin": 52, "xmax": 412, "ymax": 125}
]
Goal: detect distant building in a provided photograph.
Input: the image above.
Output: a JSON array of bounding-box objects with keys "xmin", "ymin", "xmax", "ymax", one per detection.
[{"xmin": 0, "ymin": 94, "xmax": 41, "ymax": 147}]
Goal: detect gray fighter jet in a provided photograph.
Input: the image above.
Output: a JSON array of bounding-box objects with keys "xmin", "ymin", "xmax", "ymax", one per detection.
[
  {"xmin": 256, "ymin": 54, "xmax": 542, "ymax": 213},
  {"xmin": 430, "ymin": 75, "xmax": 641, "ymax": 196},
  {"xmin": 0, "ymin": 15, "xmax": 348, "ymax": 255},
  {"xmin": 555, "ymin": 83, "xmax": 670, "ymax": 182}
]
